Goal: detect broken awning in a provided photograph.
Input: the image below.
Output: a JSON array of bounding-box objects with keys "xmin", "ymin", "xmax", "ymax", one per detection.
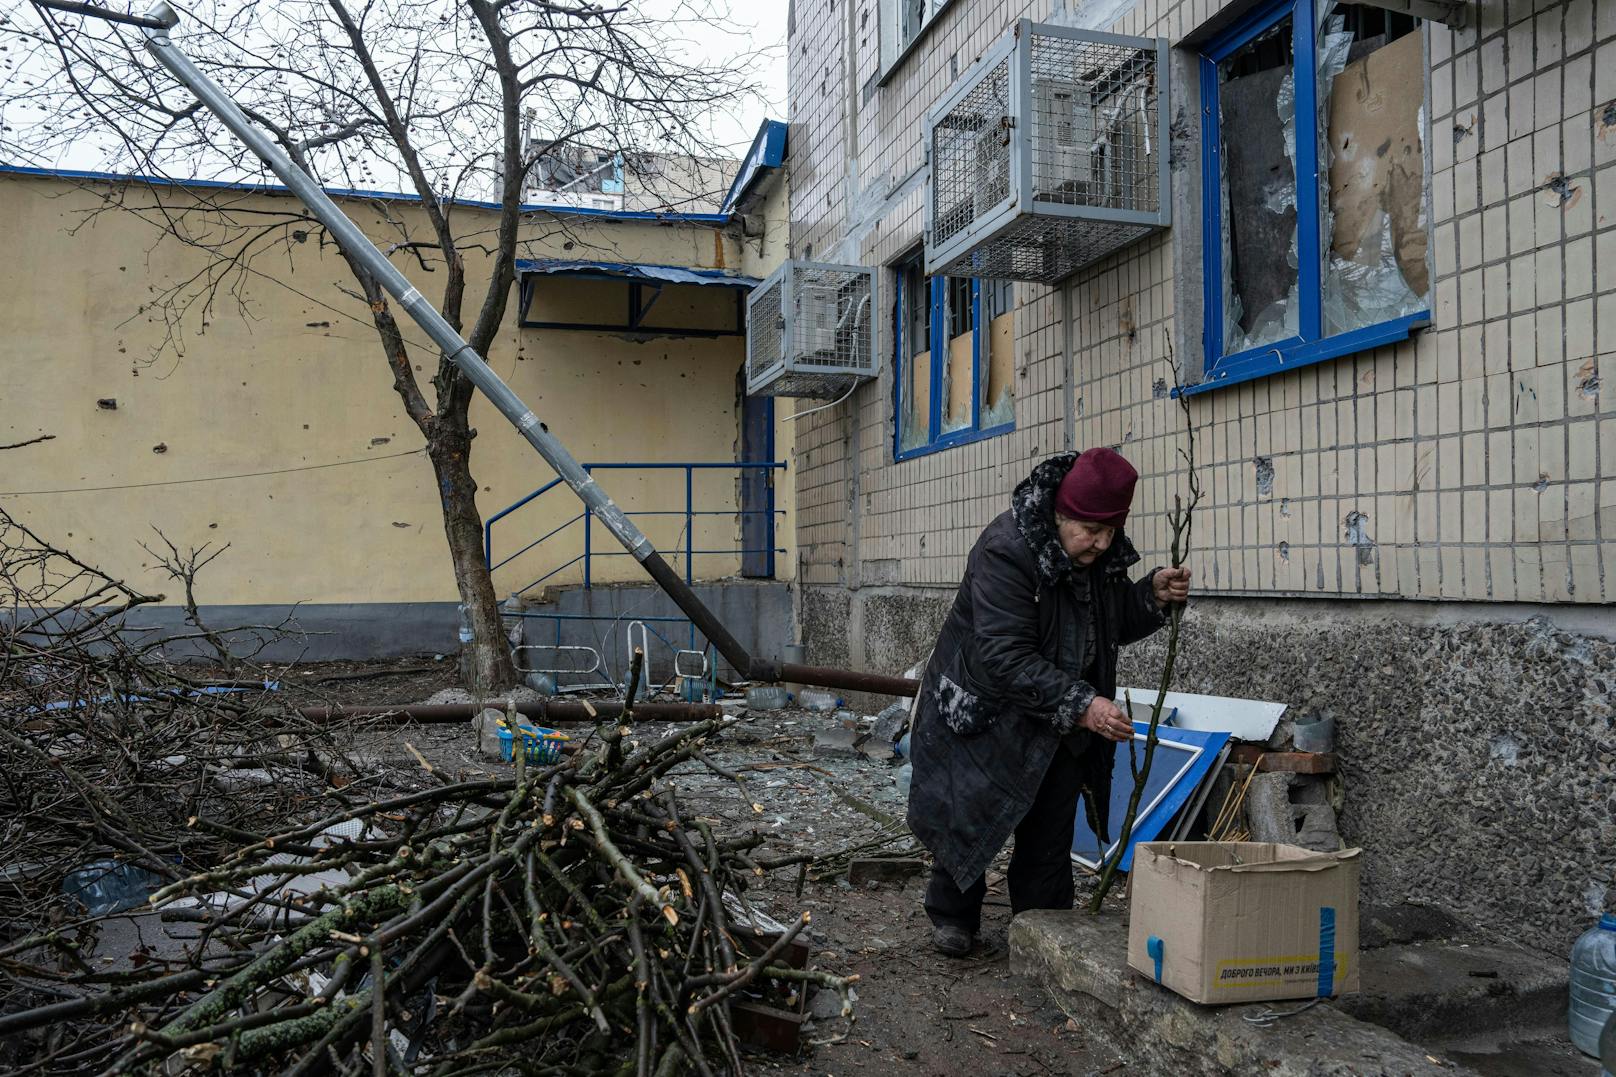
[{"xmin": 515, "ymin": 258, "xmax": 759, "ymax": 288}]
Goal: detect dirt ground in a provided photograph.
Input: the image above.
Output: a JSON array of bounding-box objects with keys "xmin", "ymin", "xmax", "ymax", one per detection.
[{"xmin": 233, "ymin": 657, "xmax": 1127, "ymax": 1075}]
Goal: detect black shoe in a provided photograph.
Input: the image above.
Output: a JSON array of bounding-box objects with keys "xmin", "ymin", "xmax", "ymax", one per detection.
[{"xmin": 931, "ymin": 924, "xmax": 973, "ymax": 958}]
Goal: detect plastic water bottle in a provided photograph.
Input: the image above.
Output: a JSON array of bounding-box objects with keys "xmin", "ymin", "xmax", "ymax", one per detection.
[
  {"xmin": 798, "ymin": 689, "xmax": 841, "ymax": 712},
  {"xmin": 1571, "ymin": 914, "xmax": 1616, "ymax": 1056},
  {"xmin": 895, "ymin": 763, "xmax": 912, "ymax": 799},
  {"xmin": 744, "ymin": 685, "xmax": 789, "ymax": 710}
]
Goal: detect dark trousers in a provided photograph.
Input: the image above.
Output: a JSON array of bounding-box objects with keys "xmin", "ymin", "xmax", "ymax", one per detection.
[{"xmin": 924, "ymin": 740, "xmax": 1087, "ymax": 933}]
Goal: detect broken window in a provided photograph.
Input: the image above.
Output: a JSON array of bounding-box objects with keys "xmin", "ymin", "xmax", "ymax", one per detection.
[
  {"xmin": 982, "ymin": 279, "xmax": 1015, "ymax": 429},
  {"xmin": 899, "ymin": 259, "xmax": 932, "ymax": 454},
  {"xmin": 1198, "ymin": 2, "xmax": 1429, "ymax": 389},
  {"xmin": 880, "ymin": 0, "xmax": 955, "ymax": 76},
  {"xmin": 942, "ymin": 276, "xmax": 975, "ymax": 434},
  {"xmin": 893, "ymin": 256, "xmax": 1015, "ymax": 459}
]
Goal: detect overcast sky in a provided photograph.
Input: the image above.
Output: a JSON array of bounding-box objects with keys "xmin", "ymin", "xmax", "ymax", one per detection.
[
  {"xmin": 690, "ymin": 0, "xmax": 789, "ymax": 156},
  {"xmin": 1, "ymin": 0, "xmax": 789, "ymax": 183}
]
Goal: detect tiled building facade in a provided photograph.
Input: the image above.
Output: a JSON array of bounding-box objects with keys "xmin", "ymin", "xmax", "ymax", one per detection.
[{"xmin": 779, "ymin": 0, "xmax": 1614, "ymax": 947}]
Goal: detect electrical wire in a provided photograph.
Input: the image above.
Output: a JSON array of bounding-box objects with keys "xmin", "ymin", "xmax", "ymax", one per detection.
[
  {"xmin": 0, "ymin": 448, "xmax": 426, "ymax": 496},
  {"xmin": 785, "ymin": 376, "xmax": 860, "ymax": 423}
]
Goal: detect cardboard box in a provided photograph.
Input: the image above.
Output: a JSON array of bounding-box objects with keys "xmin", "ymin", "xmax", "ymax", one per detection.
[{"xmin": 1127, "ymin": 842, "xmax": 1361, "ymax": 1005}]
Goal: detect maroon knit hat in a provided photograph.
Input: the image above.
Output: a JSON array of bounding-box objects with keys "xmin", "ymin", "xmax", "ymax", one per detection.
[{"xmin": 1055, "ymin": 448, "xmax": 1138, "ymax": 528}]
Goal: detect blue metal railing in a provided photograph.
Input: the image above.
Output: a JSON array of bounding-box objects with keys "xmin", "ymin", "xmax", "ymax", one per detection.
[{"xmin": 484, "ymin": 461, "xmax": 787, "ymax": 596}]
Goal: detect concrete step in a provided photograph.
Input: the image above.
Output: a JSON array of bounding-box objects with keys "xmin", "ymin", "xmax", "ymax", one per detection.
[
  {"xmin": 1009, "ymin": 908, "xmax": 1474, "ymax": 1077},
  {"xmin": 1338, "ymin": 939, "xmax": 1570, "ymax": 1043}
]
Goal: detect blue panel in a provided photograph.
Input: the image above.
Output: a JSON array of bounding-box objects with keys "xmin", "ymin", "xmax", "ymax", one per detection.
[
  {"xmin": 720, "ymin": 119, "xmax": 789, "ymax": 214},
  {"xmin": 1292, "ymin": 0, "xmax": 1323, "ymax": 344},
  {"xmin": 1181, "ymin": 312, "xmax": 1431, "ymax": 396},
  {"xmin": 1071, "ymin": 723, "xmax": 1231, "ymax": 873}
]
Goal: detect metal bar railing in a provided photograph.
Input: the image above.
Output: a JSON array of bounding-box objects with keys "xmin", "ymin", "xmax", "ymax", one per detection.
[{"xmin": 486, "ymin": 461, "xmax": 787, "ymax": 597}]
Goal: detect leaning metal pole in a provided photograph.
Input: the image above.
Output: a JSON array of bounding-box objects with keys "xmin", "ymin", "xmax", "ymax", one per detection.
[{"xmin": 34, "ymin": 0, "xmax": 917, "ymax": 699}]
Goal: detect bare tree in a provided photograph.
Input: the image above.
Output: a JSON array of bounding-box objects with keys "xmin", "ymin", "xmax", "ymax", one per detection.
[{"xmin": 2, "ymin": 0, "xmax": 760, "ymax": 690}]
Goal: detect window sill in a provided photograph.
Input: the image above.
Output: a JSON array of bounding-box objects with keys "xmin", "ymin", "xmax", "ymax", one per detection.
[
  {"xmin": 894, "ymin": 419, "xmax": 1014, "ymax": 462},
  {"xmin": 876, "ymin": 0, "xmax": 958, "ymax": 87},
  {"xmin": 1180, "ymin": 312, "xmax": 1430, "ymax": 397}
]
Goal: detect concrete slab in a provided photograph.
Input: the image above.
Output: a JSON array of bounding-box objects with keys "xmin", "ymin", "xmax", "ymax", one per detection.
[
  {"xmin": 1340, "ymin": 939, "xmax": 1570, "ymax": 1042},
  {"xmin": 1009, "ymin": 909, "xmax": 1478, "ymax": 1076}
]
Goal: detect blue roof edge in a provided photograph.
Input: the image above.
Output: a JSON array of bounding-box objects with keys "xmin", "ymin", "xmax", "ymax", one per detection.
[
  {"xmin": 515, "ymin": 258, "xmax": 759, "ymax": 287},
  {"xmin": 0, "ymin": 162, "xmax": 732, "ymax": 224},
  {"xmin": 718, "ymin": 120, "xmax": 787, "ymax": 215}
]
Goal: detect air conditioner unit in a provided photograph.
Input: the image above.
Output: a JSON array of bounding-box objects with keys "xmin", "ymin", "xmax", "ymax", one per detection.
[
  {"xmin": 1031, "ymin": 78, "xmax": 1097, "ymax": 204},
  {"xmin": 746, "ymin": 261, "xmax": 876, "ymax": 398},
  {"xmin": 926, "ymin": 20, "xmax": 1169, "ymax": 284}
]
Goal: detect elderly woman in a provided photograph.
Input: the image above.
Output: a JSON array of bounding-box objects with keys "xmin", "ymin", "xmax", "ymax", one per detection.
[{"xmin": 907, "ymin": 448, "xmax": 1191, "ymax": 957}]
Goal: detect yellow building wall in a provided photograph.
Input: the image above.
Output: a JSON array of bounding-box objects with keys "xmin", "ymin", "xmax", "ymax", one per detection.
[{"xmin": 0, "ymin": 173, "xmax": 787, "ymax": 607}]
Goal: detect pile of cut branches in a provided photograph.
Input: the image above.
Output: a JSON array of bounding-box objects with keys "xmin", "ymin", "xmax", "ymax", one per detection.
[
  {"xmin": 3, "ymin": 718, "xmax": 846, "ymax": 1075},
  {"xmin": 0, "ymin": 508, "xmax": 354, "ymax": 933},
  {"xmin": 1, "ymin": 510, "xmax": 848, "ymax": 1075}
]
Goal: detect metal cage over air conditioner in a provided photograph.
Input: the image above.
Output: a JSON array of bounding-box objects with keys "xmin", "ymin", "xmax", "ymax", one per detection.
[
  {"xmin": 925, "ymin": 20, "xmax": 1170, "ymax": 285},
  {"xmin": 745, "ymin": 260, "xmax": 876, "ymax": 398}
]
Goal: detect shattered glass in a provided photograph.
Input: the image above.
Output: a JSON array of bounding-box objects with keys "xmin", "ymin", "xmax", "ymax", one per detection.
[
  {"xmin": 1217, "ymin": 16, "xmax": 1299, "ymax": 355},
  {"xmin": 1316, "ymin": 3, "xmax": 1430, "ymax": 336}
]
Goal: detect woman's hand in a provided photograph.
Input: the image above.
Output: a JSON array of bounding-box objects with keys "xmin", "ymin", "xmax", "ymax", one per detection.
[
  {"xmin": 1079, "ymin": 696, "xmax": 1133, "ymax": 742},
  {"xmin": 1153, "ymin": 567, "xmax": 1191, "ymax": 607}
]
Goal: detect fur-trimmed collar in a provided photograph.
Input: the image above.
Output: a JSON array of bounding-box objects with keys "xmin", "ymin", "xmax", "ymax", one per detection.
[{"xmin": 1010, "ymin": 452, "xmax": 1142, "ymax": 587}]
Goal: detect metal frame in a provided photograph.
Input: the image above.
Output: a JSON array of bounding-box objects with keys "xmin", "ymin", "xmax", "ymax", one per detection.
[
  {"xmin": 514, "ymin": 643, "xmax": 613, "ymax": 694},
  {"xmin": 483, "ymin": 461, "xmax": 788, "ymax": 595},
  {"xmin": 1070, "ymin": 732, "xmax": 1202, "ymax": 872},
  {"xmin": 1190, "ymin": 0, "xmax": 1431, "ymax": 396},
  {"xmin": 745, "ymin": 259, "xmax": 877, "ymax": 397},
  {"xmin": 924, "ymin": 20, "xmax": 1171, "ymax": 282},
  {"xmin": 892, "ymin": 254, "xmax": 1015, "ymax": 462},
  {"xmin": 518, "ymin": 272, "xmax": 747, "ymax": 338}
]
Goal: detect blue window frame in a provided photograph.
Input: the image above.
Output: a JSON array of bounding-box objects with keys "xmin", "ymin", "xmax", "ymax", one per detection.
[
  {"xmin": 893, "ymin": 254, "xmax": 1015, "ymax": 460},
  {"xmin": 1193, "ymin": 0, "xmax": 1430, "ymax": 395}
]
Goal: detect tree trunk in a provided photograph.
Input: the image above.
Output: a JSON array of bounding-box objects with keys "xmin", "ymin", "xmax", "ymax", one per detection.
[{"xmin": 428, "ymin": 427, "xmax": 518, "ymax": 692}]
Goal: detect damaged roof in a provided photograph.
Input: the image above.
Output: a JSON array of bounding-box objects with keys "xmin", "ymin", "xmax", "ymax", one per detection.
[{"xmin": 515, "ymin": 257, "xmax": 760, "ymax": 287}]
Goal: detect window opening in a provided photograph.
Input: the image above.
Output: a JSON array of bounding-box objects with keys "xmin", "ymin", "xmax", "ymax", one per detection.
[
  {"xmin": 1199, "ymin": 0, "xmax": 1430, "ymax": 390},
  {"xmin": 982, "ymin": 280, "xmax": 1015, "ymax": 429},
  {"xmin": 893, "ymin": 257, "xmax": 1015, "ymax": 458},
  {"xmin": 900, "ymin": 259, "xmax": 932, "ymax": 454},
  {"xmin": 943, "ymin": 277, "xmax": 976, "ymax": 435}
]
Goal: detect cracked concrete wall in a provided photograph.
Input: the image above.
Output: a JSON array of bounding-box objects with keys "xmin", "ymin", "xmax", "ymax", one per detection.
[{"xmin": 1117, "ymin": 601, "xmax": 1616, "ymax": 953}]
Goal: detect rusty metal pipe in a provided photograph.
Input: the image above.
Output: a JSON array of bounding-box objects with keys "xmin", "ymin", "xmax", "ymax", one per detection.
[
  {"xmin": 779, "ymin": 663, "xmax": 918, "ymax": 699},
  {"xmin": 297, "ymin": 700, "xmax": 725, "ymax": 724}
]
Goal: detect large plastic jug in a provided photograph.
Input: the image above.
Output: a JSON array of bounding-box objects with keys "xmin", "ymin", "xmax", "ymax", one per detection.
[{"xmin": 1571, "ymin": 914, "xmax": 1616, "ymax": 1056}]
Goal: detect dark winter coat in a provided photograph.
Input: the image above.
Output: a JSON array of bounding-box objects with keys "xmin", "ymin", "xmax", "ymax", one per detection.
[{"xmin": 906, "ymin": 453, "xmax": 1170, "ymax": 889}]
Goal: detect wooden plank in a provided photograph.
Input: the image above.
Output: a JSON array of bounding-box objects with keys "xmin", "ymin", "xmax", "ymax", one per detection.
[
  {"xmin": 730, "ymin": 1001, "xmax": 808, "ymax": 1053},
  {"xmin": 1228, "ymin": 745, "xmax": 1337, "ymax": 774}
]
